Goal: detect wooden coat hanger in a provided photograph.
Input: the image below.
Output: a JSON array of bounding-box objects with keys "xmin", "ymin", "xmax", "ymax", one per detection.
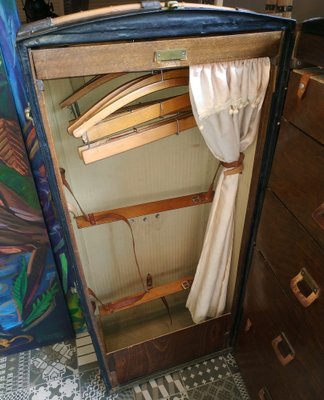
[
  {"xmin": 78, "ymin": 111, "xmax": 195, "ymax": 164},
  {"xmin": 68, "ymin": 74, "xmax": 147, "ymax": 133},
  {"xmin": 68, "ymin": 69, "xmax": 189, "ymax": 136},
  {"xmin": 59, "ymin": 73, "xmax": 124, "ymax": 109},
  {"xmin": 69, "ymin": 69, "xmax": 189, "ymax": 137},
  {"xmin": 85, "ymin": 93, "xmax": 191, "ymax": 142},
  {"xmin": 73, "ymin": 76, "xmax": 189, "ymax": 138}
]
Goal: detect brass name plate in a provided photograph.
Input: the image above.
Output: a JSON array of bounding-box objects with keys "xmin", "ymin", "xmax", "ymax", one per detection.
[{"xmin": 155, "ymin": 49, "xmax": 187, "ymax": 62}]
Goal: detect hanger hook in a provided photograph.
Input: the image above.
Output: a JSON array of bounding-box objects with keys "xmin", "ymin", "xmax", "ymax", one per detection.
[{"xmin": 82, "ymin": 132, "xmax": 90, "ymax": 148}]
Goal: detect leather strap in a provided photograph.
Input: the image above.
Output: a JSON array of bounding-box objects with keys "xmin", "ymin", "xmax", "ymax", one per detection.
[
  {"xmin": 221, "ymin": 152, "xmax": 245, "ymax": 176},
  {"xmin": 224, "ymin": 164, "xmax": 243, "ymax": 176},
  {"xmin": 60, "ymin": 168, "xmax": 147, "ymax": 292},
  {"xmin": 88, "ymin": 287, "xmax": 104, "ymax": 306},
  {"xmin": 91, "ymin": 211, "xmax": 147, "ymax": 292},
  {"xmin": 60, "ymin": 167, "xmax": 90, "ymax": 222},
  {"xmin": 61, "ymin": 173, "xmax": 174, "ymax": 322}
]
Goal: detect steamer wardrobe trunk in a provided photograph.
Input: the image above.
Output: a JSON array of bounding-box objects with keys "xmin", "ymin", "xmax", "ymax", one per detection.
[{"xmin": 16, "ymin": 2, "xmax": 302, "ymax": 394}]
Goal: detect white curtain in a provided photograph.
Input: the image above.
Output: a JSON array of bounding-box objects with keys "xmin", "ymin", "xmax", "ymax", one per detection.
[{"xmin": 187, "ymin": 58, "xmax": 270, "ymax": 324}]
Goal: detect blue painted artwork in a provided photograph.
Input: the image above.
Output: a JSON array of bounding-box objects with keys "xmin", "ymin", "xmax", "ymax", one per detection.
[
  {"xmin": 0, "ymin": 1, "xmax": 86, "ymax": 346},
  {"xmin": 0, "ymin": 3, "xmax": 79, "ymax": 354}
]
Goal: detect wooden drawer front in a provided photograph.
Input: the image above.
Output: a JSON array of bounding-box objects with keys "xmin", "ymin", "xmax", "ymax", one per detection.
[
  {"xmin": 297, "ymin": 33, "xmax": 324, "ymax": 70},
  {"xmin": 257, "ymin": 190, "xmax": 324, "ymax": 330},
  {"xmin": 242, "ymin": 249, "xmax": 300, "ymax": 349},
  {"xmin": 268, "ymin": 120, "xmax": 324, "ymax": 248},
  {"xmin": 106, "ymin": 314, "xmax": 231, "ymax": 385},
  {"xmin": 236, "ymin": 249, "xmax": 319, "ymax": 400},
  {"xmin": 293, "ymin": 314, "xmax": 324, "ymax": 398},
  {"xmin": 283, "ymin": 70, "xmax": 324, "ymax": 145}
]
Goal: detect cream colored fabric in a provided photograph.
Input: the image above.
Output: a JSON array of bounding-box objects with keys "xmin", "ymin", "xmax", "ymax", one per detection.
[{"xmin": 187, "ymin": 58, "xmax": 270, "ymax": 323}]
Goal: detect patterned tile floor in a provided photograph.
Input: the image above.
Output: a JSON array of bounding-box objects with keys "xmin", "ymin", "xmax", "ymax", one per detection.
[{"xmin": 0, "ymin": 333, "xmax": 250, "ymax": 400}]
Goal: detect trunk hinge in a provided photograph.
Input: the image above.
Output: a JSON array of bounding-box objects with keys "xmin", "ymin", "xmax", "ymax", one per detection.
[{"xmin": 36, "ymin": 79, "xmax": 44, "ymax": 91}]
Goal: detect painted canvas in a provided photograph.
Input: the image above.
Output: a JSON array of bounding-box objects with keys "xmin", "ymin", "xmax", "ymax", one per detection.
[
  {"xmin": 0, "ymin": 21, "xmax": 76, "ymax": 354},
  {"xmin": 0, "ymin": 1, "xmax": 86, "ymax": 341},
  {"xmin": 0, "ymin": 48, "xmax": 74, "ymax": 354}
]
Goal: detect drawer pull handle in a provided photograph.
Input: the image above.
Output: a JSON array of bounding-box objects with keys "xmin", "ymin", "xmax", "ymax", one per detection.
[
  {"xmin": 244, "ymin": 317, "xmax": 252, "ymax": 332},
  {"xmin": 271, "ymin": 332, "xmax": 295, "ymax": 366},
  {"xmin": 312, "ymin": 202, "xmax": 324, "ymax": 230},
  {"xmin": 290, "ymin": 267, "xmax": 320, "ymax": 308},
  {"xmin": 259, "ymin": 387, "xmax": 273, "ymax": 400}
]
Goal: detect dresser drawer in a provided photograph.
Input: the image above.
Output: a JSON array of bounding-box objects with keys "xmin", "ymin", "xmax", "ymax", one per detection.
[
  {"xmin": 268, "ymin": 120, "xmax": 324, "ymax": 248},
  {"xmin": 292, "ymin": 313, "xmax": 324, "ymax": 398},
  {"xmin": 297, "ymin": 29, "xmax": 324, "ymax": 75},
  {"xmin": 236, "ymin": 249, "xmax": 319, "ymax": 400},
  {"xmin": 283, "ymin": 70, "xmax": 324, "ymax": 145},
  {"xmin": 257, "ymin": 190, "xmax": 324, "ymax": 331},
  {"xmin": 242, "ymin": 248, "xmax": 301, "ymax": 344}
]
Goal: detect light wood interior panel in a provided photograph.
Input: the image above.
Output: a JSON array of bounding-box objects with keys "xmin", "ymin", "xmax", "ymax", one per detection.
[
  {"xmin": 43, "ymin": 76, "xmax": 216, "ymax": 303},
  {"xmin": 42, "ymin": 68, "xmax": 258, "ymax": 350},
  {"xmin": 34, "ymin": 23, "xmax": 280, "ymax": 350},
  {"xmin": 32, "ymin": 31, "xmax": 281, "ymax": 79}
]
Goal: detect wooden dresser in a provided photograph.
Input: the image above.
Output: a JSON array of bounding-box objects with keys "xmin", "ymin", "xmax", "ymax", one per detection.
[{"xmin": 235, "ymin": 19, "xmax": 324, "ymax": 399}]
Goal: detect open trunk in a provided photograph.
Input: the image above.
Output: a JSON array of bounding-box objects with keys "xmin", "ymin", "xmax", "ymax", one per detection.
[{"xmin": 17, "ymin": 3, "xmax": 295, "ymax": 391}]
